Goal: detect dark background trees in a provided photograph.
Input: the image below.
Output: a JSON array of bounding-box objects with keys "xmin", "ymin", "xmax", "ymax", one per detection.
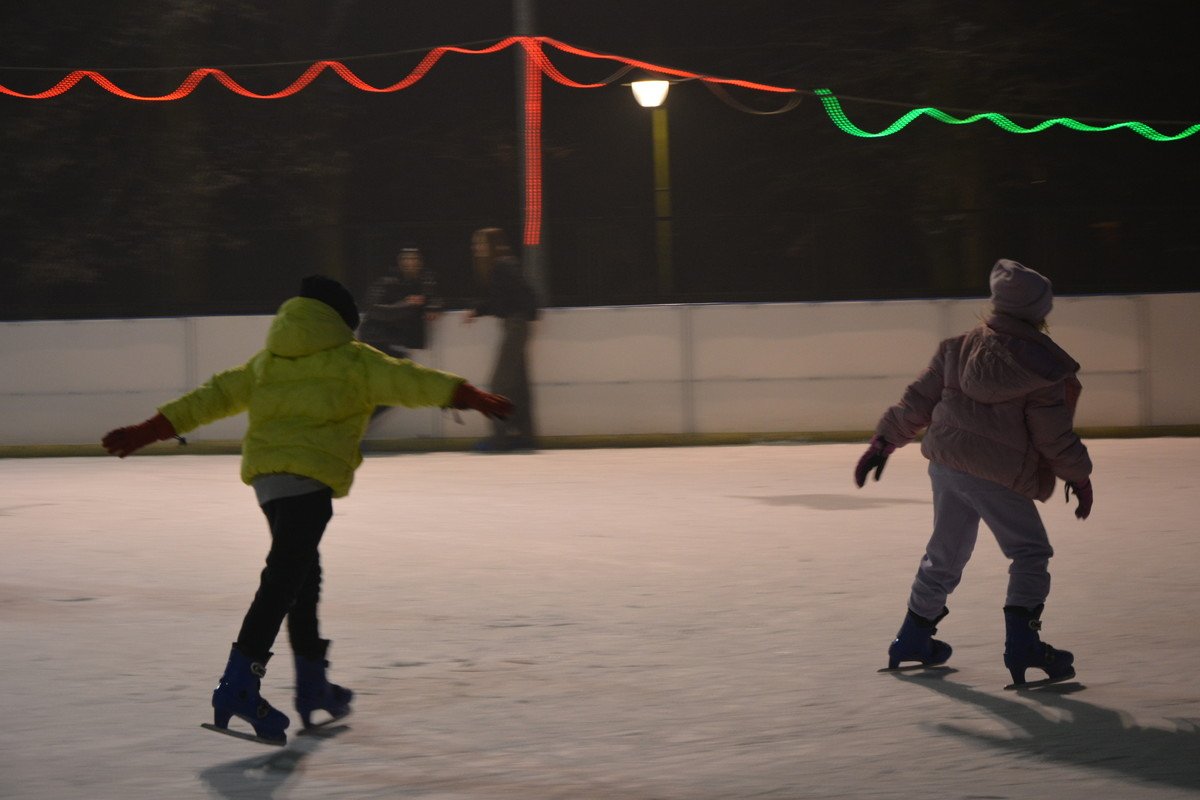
[{"xmin": 1, "ymin": 1, "xmax": 1196, "ymax": 320}]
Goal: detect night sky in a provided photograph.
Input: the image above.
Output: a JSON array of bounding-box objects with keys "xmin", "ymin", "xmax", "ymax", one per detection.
[{"xmin": 1, "ymin": 1, "xmax": 1197, "ymax": 319}]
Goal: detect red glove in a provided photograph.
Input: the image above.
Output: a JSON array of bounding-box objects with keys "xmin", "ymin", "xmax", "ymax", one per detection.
[
  {"xmin": 854, "ymin": 435, "xmax": 897, "ymax": 487},
  {"xmin": 102, "ymin": 413, "xmax": 177, "ymax": 458},
  {"xmin": 1065, "ymin": 479, "xmax": 1093, "ymax": 520},
  {"xmin": 449, "ymin": 383, "xmax": 513, "ymax": 420}
]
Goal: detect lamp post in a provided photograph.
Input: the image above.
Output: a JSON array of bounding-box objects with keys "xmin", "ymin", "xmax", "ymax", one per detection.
[
  {"xmin": 514, "ymin": 0, "xmax": 547, "ymax": 305},
  {"xmin": 630, "ymin": 77, "xmax": 672, "ymax": 299}
]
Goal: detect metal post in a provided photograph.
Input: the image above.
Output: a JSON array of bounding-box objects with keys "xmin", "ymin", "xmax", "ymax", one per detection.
[
  {"xmin": 514, "ymin": 0, "xmax": 548, "ymax": 304},
  {"xmin": 651, "ymin": 106, "xmax": 673, "ymax": 298}
]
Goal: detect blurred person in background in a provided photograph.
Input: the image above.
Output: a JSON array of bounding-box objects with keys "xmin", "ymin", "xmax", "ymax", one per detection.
[
  {"xmin": 358, "ymin": 246, "xmax": 442, "ymax": 360},
  {"xmin": 464, "ymin": 227, "xmax": 539, "ymax": 451},
  {"xmin": 357, "ymin": 246, "xmax": 444, "ymax": 421}
]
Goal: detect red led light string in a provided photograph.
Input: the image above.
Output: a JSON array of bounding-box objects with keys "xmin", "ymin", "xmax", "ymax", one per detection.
[
  {"xmin": 536, "ymin": 37, "xmax": 798, "ymax": 95},
  {"xmin": 523, "ymin": 39, "xmax": 608, "ymax": 89},
  {"xmin": 2, "ymin": 70, "xmax": 89, "ymax": 100},
  {"xmin": 520, "ymin": 38, "xmax": 544, "ymax": 246},
  {"xmin": 0, "ymin": 36, "xmax": 803, "ymax": 102},
  {"xmin": 0, "ymin": 38, "xmax": 525, "ymax": 101}
]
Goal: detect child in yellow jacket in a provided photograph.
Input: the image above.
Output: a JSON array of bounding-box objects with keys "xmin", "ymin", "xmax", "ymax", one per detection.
[{"xmin": 103, "ymin": 275, "xmax": 511, "ymax": 744}]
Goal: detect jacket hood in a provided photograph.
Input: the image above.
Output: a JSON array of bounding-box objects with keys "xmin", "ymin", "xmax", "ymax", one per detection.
[
  {"xmin": 265, "ymin": 297, "xmax": 354, "ymax": 358},
  {"xmin": 957, "ymin": 315, "xmax": 1080, "ymax": 404}
]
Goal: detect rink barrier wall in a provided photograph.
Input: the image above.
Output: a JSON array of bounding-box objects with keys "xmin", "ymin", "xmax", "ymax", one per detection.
[{"xmin": 1, "ymin": 293, "xmax": 1198, "ymax": 448}]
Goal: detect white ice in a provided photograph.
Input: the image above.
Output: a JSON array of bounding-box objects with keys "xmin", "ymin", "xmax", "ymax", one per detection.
[{"xmin": 2, "ymin": 439, "xmax": 1198, "ymax": 799}]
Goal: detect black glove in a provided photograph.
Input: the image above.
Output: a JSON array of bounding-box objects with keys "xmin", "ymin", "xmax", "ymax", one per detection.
[
  {"xmin": 1065, "ymin": 479, "xmax": 1093, "ymax": 520},
  {"xmin": 854, "ymin": 435, "xmax": 896, "ymax": 488}
]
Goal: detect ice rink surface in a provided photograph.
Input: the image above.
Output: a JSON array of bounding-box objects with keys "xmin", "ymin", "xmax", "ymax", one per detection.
[{"xmin": 2, "ymin": 438, "xmax": 1198, "ymax": 799}]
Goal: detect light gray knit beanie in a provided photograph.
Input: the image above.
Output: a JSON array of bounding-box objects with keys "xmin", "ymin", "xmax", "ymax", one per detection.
[{"xmin": 989, "ymin": 259, "xmax": 1053, "ymax": 323}]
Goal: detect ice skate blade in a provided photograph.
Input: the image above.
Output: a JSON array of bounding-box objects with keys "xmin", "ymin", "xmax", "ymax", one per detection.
[
  {"xmin": 201, "ymin": 722, "xmax": 286, "ymax": 746},
  {"xmin": 878, "ymin": 663, "xmax": 953, "ymax": 674},
  {"xmin": 297, "ymin": 710, "xmax": 352, "ymax": 736},
  {"xmin": 1004, "ymin": 668, "xmax": 1077, "ymax": 691}
]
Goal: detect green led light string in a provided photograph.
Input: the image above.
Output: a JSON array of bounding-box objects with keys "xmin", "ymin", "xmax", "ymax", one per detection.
[
  {"xmin": 1, "ymin": 36, "xmax": 1196, "ymax": 141},
  {"xmin": 814, "ymin": 88, "xmax": 1200, "ymax": 142}
]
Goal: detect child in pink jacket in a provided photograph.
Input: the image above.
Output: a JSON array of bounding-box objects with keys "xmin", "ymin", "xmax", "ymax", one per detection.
[{"xmin": 855, "ymin": 259, "xmax": 1092, "ymax": 688}]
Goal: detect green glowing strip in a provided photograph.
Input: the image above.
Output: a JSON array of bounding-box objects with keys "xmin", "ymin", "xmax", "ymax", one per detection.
[{"xmin": 815, "ymin": 88, "xmax": 1200, "ymax": 142}]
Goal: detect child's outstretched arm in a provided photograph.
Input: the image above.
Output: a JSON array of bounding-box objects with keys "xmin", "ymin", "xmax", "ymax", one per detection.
[
  {"xmin": 101, "ymin": 363, "xmax": 253, "ymax": 457},
  {"xmin": 855, "ymin": 347, "xmax": 945, "ymax": 488},
  {"xmin": 362, "ymin": 345, "xmax": 511, "ymax": 418}
]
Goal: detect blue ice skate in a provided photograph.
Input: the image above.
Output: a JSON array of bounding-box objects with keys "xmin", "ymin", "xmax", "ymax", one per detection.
[
  {"xmin": 1003, "ymin": 604, "xmax": 1075, "ymax": 689},
  {"xmin": 203, "ymin": 645, "xmax": 290, "ymax": 745},
  {"xmin": 294, "ymin": 639, "xmax": 354, "ymax": 730},
  {"xmin": 882, "ymin": 608, "xmax": 952, "ymax": 671}
]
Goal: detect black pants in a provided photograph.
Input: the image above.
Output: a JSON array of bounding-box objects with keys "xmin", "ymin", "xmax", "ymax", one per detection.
[
  {"xmin": 235, "ymin": 489, "xmax": 333, "ymax": 661},
  {"xmin": 489, "ymin": 317, "xmax": 534, "ymax": 439}
]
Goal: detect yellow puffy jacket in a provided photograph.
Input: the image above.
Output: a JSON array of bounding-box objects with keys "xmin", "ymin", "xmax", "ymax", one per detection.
[{"xmin": 158, "ymin": 297, "xmax": 464, "ymax": 497}]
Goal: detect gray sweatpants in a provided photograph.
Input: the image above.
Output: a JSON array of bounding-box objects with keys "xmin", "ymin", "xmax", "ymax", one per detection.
[{"xmin": 907, "ymin": 461, "xmax": 1054, "ymax": 620}]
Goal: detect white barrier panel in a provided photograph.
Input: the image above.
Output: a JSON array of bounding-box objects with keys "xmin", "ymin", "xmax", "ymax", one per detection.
[
  {"xmin": 1, "ymin": 294, "xmax": 1196, "ymax": 446},
  {"xmin": 695, "ymin": 377, "xmax": 904, "ymax": 433},
  {"xmin": 193, "ymin": 316, "xmax": 271, "ymax": 381},
  {"xmin": 1148, "ymin": 294, "xmax": 1200, "ymax": 425},
  {"xmin": 0, "ymin": 318, "xmax": 187, "ymax": 394},
  {"xmin": 535, "ymin": 306, "xmax": 685, "ymax": 382},
  {"xmin": 0, "ymin": 390, "xmax": 184, "ymax": 446},
  {"xmin": 691, "ymin": 301, "xmax": 946, "ymax": 380},
  {"xmin": 529, "ymin": 306, "xmax": 687, "ymax": 436},
  {"xmin": 0, "ymin": 318, "xmax": 189, "ymax": 445},
  {"xmin": 1050, "ymin": 296, "xmax": 1141, "ymax": 372}
]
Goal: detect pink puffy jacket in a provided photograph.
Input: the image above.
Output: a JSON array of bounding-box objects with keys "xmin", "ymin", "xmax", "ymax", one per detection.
[{"xmin": 875, "ymin": 313, "xmax": 1092, "ymax": 501}]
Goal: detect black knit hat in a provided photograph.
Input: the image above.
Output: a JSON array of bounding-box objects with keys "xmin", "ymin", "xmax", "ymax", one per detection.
[{"xmin": 299, "ymin": 274, "xmax": 360, "ymax": 331}]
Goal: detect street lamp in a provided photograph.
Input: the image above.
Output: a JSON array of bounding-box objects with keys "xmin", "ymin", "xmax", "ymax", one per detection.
[
  {"xmin": 630, "ymin": 79, "xmax": 669, "ymax": 109},
  {"xmin": 630, "ymin": 77, "xmax": 672, "ymax": 298}
]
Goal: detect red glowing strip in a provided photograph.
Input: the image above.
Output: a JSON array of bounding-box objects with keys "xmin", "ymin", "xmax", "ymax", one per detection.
[
  {"xmin": 525, "ymin": 45, "xmax": 544, "ymax": 245},
  {"xmin": 0, "ymin": 36, "xmax": 800, "ymax": 101},
  {"xmin": 536, "ymin": 37, "xmax": 797, "ymax": 94},
  {"xmin": 520, "ymin": 39, "xmax": 544, "ymax": 246},
  {"xmin": 0, "ymin": 38, "xmax": 525, "ymax": 101}
]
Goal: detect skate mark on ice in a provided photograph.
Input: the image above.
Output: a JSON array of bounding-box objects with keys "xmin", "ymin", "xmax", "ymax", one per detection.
[
  {"xmin": 735, "ymin": 493, "xmax": 926, "ymax": 510},
  {"xmin": 365, "ymin": 661, "xmax": 429, "ymax": 669},
  {"xmin": 485, "ymin": 616, "xmax": 578, "ymax": 629},
  {"xmin": 0, "ymin": 503, "xmax": 56, "ymax": 516}
]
